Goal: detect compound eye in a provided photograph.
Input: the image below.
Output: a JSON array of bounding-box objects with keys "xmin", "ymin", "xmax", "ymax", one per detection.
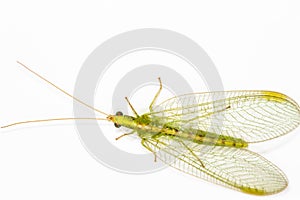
[
  {"xmin": 115, "ymin": 111, "xmax": 123, "ymax": 116},
  {"xmin": 114, "ymin": 111, "xmax": 123, "ymax": 128},
  {"xmin": 114, "ymin": 123, "xmax": 121, "ymax": 128}
]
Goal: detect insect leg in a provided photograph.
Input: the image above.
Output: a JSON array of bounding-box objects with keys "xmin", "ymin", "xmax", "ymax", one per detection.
[
  {"xmin": 151, "ymin": 132, "xmax": 164, "ymax": 139},
  {"xmin": 149, "ymin": 77, "xmax": 162, "ymax": 112},
  {"xmin": 125, "ymin": 97, "xmax": 139, "ymax": 117},
  {"xmin": 179, "ymin": 141, "xmax": 205, "ymax": 168},
  {"xmin": 141, "ymin": 139, "xmax": 157, "ymax": 162},
  {"xmin": 115, "ymin": 130, "xmax": 135, "ymax": 140}
]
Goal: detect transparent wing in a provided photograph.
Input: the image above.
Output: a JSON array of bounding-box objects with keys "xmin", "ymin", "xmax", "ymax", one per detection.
[
  {"xmin": 143, "ymin": 135, "xmax": 288, "ymax": 195},
  {"xmin": 150, "ymin": 91, "xmax": 300, "ymax": 143}
]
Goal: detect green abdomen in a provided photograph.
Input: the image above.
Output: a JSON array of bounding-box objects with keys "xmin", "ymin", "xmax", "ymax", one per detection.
[{"xmin": 172, "ymin": 129, "xmax": 248, "ymax": 148}]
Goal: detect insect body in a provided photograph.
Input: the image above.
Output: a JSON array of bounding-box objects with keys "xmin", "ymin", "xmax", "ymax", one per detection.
[
  {"xmin": 2, "ymin": 62, "xmax": 300, "ymax": 196},
  {"xmin": 111, "ymin": 112, "xmax": 248, "ymax": 148}
]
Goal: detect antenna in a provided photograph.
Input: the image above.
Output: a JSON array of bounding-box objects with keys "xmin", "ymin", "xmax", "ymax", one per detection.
[
  {"xmin": 1, "ymin": 117, "xmax": 108, "ymax": 128},
  {"xmin": 2, "ymin": 61, "xmax": 112, "ymax": 128},
  {"xmin": 16, "ymin": 61, "xmax": 109, "ymax": 116}
]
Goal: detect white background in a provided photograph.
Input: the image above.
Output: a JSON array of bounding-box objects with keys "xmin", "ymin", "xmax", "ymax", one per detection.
[{"xmin": 1, "ymin": 0, "xmax": 300, "ymax": 199}]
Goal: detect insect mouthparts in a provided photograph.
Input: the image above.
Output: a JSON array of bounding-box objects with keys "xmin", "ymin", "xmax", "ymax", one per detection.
[{"xmin": 107, "ymin": 115, "xmax": 113, "ymax": 121}]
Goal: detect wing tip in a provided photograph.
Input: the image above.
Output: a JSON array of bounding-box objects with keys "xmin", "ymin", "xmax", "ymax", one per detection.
[{"xmin": 239, "ymin": 181, "xmax": 288, "ymax": 196}]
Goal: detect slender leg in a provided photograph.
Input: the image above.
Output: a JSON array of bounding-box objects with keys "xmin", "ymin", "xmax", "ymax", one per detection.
[
  {"xmin": 115, "ymin": 131, "xmax": 135, "ymax": 140},
  {"xmin": 141, "ymin": 139, "xmax": 157, "ymax": 162},
  {"xmin": 151, "ymin": 132, "xmax": 163, "ymax": 139},
  {"xmin": 149, "ymin": 77, "xmax": 163, "ymax": 112},
  {"xmin": 180, "ymin": 141, "xmax": 205, "ymax": 168},
  {"xmin": 125, "ymin": 97, "xmax": 139, "ymax": 117}
]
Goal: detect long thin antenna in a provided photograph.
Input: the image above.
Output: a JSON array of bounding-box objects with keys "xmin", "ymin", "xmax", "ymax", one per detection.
[
  {"xmin": 1, "ymin": 117, "xmax": 107, "ymax": 128},
  {"xmin": 16, "ymin": 61, "xmax": 109, "ymax": 116}
]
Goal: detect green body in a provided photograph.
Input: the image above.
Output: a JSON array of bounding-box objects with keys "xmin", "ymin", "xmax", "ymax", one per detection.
[{"xmin": 111, "ymin": 113, "xmax": 248, "ymax": 148}]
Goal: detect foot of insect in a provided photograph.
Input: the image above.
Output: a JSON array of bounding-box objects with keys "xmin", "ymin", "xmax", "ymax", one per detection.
[
  {"xmin": 141, "ymin": 139, "xmax": 158, "ymax": 162},
  {"xmin": 115, "ymin": 131, "xmax": 135, "ymax": 140}
]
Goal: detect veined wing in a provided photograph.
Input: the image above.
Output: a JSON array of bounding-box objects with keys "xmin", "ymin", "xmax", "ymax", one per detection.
[
  {"xmin": 150, "ymin": 91, "xmax": 300, "ymax": 143},
  {"xmin": 143, "ymin": 135, "xmax": 288, "ymax": 195}
]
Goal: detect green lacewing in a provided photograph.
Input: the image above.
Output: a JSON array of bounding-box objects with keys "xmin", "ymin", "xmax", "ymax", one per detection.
[{"xmin": 2, "ymin": 61, "xmax": 300, "ymax": 195}]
